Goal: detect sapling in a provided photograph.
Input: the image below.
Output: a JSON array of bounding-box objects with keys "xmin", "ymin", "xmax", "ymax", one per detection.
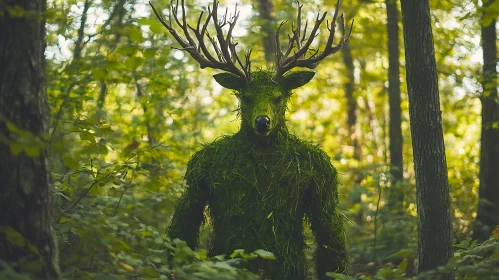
[{"xmin": 150, "ymin": 1, "xmax": 353, "ymax": 279}]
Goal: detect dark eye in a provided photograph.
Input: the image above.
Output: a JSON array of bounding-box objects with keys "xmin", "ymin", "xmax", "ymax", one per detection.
[
  {"xmin": 241, "ymin": 96, "xmax": 251, "ymax": 104},
  {"xmin": 275, "ymin": 96, "xmax": 283, "ymax": 104}
]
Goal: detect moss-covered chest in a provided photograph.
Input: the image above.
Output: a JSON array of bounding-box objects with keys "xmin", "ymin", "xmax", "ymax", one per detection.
[{"xmin": 186, "ymin": 133, "xmax": 330, "ymax": 255}]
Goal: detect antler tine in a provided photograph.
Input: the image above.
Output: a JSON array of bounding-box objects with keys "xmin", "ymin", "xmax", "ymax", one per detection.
[
  {"xmin": 285, "ymin": 11, "xmax": 326, "ymax": 64},
  {"xmin": 297, "ymin": 0, "xmax": 345, "ymax": 64},
  {"xmin": 151, "ymin": 0, "xmax": 213, "ymax": 68},
  {"xmin": 211, "ymin": 2, "xmax": 240, "ymax": 71},
  {"xmin": 207, "ymin": 33, "xmax": 224, "ymax": 61},
  {"xmin": 273, "ymin": 0, "xmax": 353, "ymax": 81},
  {"xmin": 284, "ymin": 33, "xmax": 296, "ymax": 59},
  {"xmin": 300, "ymin": 19, "xmax": 309, "ymax": 44},
  {"xmin": 150, "ymin": 2, "xmax": 186, "ymax": 50},
  {"xmin": 194, "ymin": 6, "xmax": 225, "ymax": 65},
  {"xmin": 245, "ymin": 49, "xmax": 252, "ymax": 74},
  {"xmin": 295, "ymin": 1, "xmax": 303, "ymax": 50},
  {"xmin": 295, "ymin": 15, "xmax": 354, "ymax": 68},
  {"xmin": 149, "ymin": 0, "xmax": 251, "ymax": 82},
  {"xmin": 275, "ymin": 21, "xmax": 287, "ymax": 62}
]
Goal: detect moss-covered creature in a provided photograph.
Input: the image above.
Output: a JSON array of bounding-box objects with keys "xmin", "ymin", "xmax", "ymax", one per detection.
[{"xmin": 150, "ymin": 1, "xmax": 352, "ymax": 279}]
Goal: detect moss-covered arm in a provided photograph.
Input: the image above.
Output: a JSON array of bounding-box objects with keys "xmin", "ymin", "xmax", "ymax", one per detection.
[
  {"xmin": 167, "ymin": 152, "xmax": 210, "ymax": 249},
  {"xmin": 306, "ymin": 151, "xmax": 348, "ymax": 279}
]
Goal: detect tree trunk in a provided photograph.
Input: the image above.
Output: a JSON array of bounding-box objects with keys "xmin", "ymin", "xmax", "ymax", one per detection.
[
  {"xmin": 0, "ymin": 0, "xmax": 60, "ymax": 278},
  {"xmin": 473, "ymin": 1, "xmax": 499, "ymax": 242},
  {"xmin": 340, "ymin": 24, "xmax": 361, "ymax": 161},
  {"xmin": 257, "ymin": 0, "xmax": 276, "ymax": 64},
  {"xmin": 386, "ymin": 0, "xmax": 404, "ymax": 212},
  {"xmin": 400, "ymin": 0, "xmax": 453, "ymax": 278}
]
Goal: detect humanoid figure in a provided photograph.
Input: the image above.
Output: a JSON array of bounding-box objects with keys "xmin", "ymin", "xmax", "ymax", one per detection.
[{"xmin": 150, "ymin": 1, "xmax": 352, "ymax": 279}]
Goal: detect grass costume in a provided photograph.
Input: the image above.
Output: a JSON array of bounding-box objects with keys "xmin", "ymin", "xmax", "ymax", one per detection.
[{"xmin": 150, "ymin": 1, "xmax": 352, "ymax": 279}]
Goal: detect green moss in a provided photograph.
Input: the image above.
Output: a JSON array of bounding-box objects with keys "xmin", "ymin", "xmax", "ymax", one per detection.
[{"xmin": 168, "ymin": 70, "xmax": 348, "ymax": 280}]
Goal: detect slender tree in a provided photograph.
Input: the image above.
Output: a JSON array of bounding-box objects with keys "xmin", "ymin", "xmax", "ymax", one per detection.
[
  {"xmin": 257, "ymin": 0, "xmax": 276, "ymax": 64},
  {"xmin": 340, "ymin": 23, "xmax": 361, "ymax": 161},
  {"xmin": 473, "ymin": 0, "xmax": 499, "ymax": 242},
  {"xmin": 400, "ymin": 0, "xmax": 453, "ymax": 277},
  {"xmin": 0, "ymin": 0, "xmax": 60, "ymax": 278},
  {"xmin": 385, "ymin": 0, "xmax": 404, "ymax": 212}
]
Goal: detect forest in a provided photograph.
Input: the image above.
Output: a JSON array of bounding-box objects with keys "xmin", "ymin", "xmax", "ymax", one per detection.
[{"xmin": 0, "ymin": 0, "xmax": 498, "ymax": 279}]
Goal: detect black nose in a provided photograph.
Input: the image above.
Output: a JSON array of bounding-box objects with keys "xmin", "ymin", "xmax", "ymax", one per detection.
[{"xmin": 255, "ymin": 116, "xmax": 270, "ymax": 131}]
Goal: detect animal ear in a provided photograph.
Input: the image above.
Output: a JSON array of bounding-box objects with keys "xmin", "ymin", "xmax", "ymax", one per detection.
[
  {"xmin": 213, "ymin": 73, "xmax": 245, "ymax": 90},
  {"xmin": 280, "ymin": 71, "xmax": 315, "ymax": 90}
]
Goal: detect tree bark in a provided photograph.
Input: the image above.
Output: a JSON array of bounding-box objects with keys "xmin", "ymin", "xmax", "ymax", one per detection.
[
  {"xmin": 0, "ymin": 0, "xmax": 60, "ymax": 278},
  {"xmin": 473, "ymin": 1, "xmax": 499, "ymax": 242},
  {"xmin": 257, "ymin": 0, "xmax": 276, "ymax": 64},
  {"xmin": 386, "ymin": 0, "xmax": 404, "ymax": 212},
  {"xmin": 400, "ymin": 0, "xmax": 453, "ymax": 278}
]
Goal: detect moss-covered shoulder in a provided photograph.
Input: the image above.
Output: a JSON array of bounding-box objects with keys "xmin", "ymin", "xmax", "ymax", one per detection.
[
  {"xmin": 184, "ymin": 135, "xmax": 235, "ymax": 184},
  {"xmin": 287, "ymin": 134, "xmax": 339, "ymax": 184}
]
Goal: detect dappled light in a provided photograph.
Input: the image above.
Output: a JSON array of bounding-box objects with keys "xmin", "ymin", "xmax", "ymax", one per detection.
[{"xmin": 0, "ymin": 0, "xmax": 498, "ymax": 279}]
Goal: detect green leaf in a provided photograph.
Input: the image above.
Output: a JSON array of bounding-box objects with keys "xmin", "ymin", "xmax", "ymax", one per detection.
[
  {"xmin": 456, "ymin": 238, "xmax": 471, "ymax": 249},
  {"xmin": 9, "ymin": 143, "xmax": 23, "ymax": 156},
  {"xmin": 81, "ymin": 143, "xmax": 98, "ymax": 154},
  {"xmin": 139, "ymin": 231, "xmax": 153, "ymax": 238},
  {"xmin": 141, "ymin": 267, "xmax": 161, "ymax": 277},
  {"xmin": 27, "ymin": 244, "xmax": 40, "ymax": 255},
  {"xmin": 398, "ymin": 259, "xmax": 408, "ymax": 271},
  {"xmin": 96, "ymin": 124, "xmax": 113, "ymax": 135},
  {"xmin": 213, "ymin": 262, "xmax": 234, "ymax": 270},
  {"xmin": 386, "ymin": 248, "xmax": 414, "ymax": 260},
  {"xmin": 230, "ymin": 249, "xmax": 246, "ymax": 259},
  {"xmin": 6, "ymin": 122, "xmax": 31, "ymax": 137},
  {"xmin": 123, "ymin": 26, "xmax": 143, "ymax": 42},
  {"xmin": 24, "ymin": 146, "xmax": 40, "ymax": 157},
  {"xmin": 0, "ymin": 227, "xmax": 26, "ymax": 247},
  {"xmin": 125, "ymin": 56, "xmax": 144, "ymax": 70},
  {"xmin": 149, "ymin": 21, "xmax": 164, "ymax": 33},
  {"xmin": 482, "ymin": 1, "xmax": 499, "ymax": 27},
  {"xmin": 154, "ymin": 237, "xmax": 163, "ymax": 244},
  {"xmin": 143, "ymin": 49, "xmax": 156, "ymax": 59},
  {"xmin": 6, "ymin": 5, "xmax": 25, "ymax": 18},
  {"xmin": 138, "ymin": 17, "xmax": 163, "ymax": 33},
  {"xmin": 62, "ymin": 154, "xmax": 79, "ymax": 169},
  {"xmin": 80, "ymin": 131, "xmax": 96, "ymax": 144},
  {"xmin": 96, "ymin": 144, "xmax": 108, "ymax": 155},
  {"xmin": 253, "ymin": 249, "xmax": 275, "ymax": 260},
  {"xmin": 92, "ymin": 68, "xmax": 107, "ymax": 80}
]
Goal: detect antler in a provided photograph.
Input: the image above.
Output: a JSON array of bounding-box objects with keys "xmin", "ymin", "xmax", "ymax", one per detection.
[
  {"xmin": 150, "ymin": 0, "xmax": 252, "ymax": 82},
  {"xmin": 273, "ymin": 0, "xmax": 353, "ymax": 81}
]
